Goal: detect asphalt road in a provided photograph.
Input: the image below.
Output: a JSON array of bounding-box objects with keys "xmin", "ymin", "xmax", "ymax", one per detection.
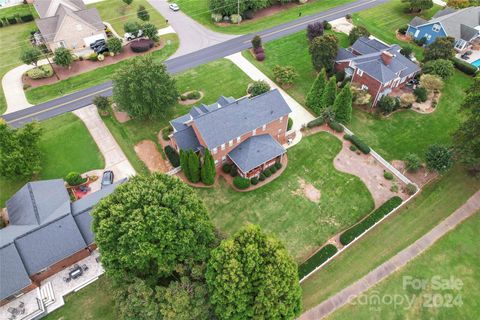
[{"xmin": 3, "ymin": 0, "xmax": 387, "ymax": 127}]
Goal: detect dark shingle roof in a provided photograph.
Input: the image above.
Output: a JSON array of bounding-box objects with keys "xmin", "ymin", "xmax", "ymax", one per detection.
[
  {"xmin": 409, "ymin": 16, "xmax": 428, "ymax": 27},
  {"xmin": 0, "ymin": 244, "xmax": 31, "ymax": 300},
  {"xmin": 172, "ymin": 126, "xmax": 202, "ymax": 152},
  {"xmin": 34, "ymin": 0, "xmax": 85, "ymax": 18},
  {"xmin": 228, "ymin": 135, "xmax": 286, "ymax": 173},
  {"xmin": 351, "ymin": 37, "xmax": 389, "ymax": 55}
]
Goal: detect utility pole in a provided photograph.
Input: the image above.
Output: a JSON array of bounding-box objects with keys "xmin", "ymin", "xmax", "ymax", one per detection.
[
  {"xmin": 237, "ymin": 0, "xmax": 240, "ymax": 25},
  {"xmin": 39, "ymin": 33, "xmax": 60, "ymax": 80}
]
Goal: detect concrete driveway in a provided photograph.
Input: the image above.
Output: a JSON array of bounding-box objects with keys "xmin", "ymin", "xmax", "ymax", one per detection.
[{"xmin": 147, "ymin": 0, "xmax": 238, "ymax": 58}]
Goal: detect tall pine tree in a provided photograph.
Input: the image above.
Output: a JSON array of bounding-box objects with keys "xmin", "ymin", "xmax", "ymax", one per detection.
[
  {"xmin": 180, "ymin": 149, "xmax": 191, "ymax": 181},
  {"xmin": 333, "ymin": 84, "xmax": 353, "ymax": 124},
  {"xmin": 201, "ymin": 149, "xmax": 216, "ymax": 185},
  {"xmin": 306, "ymin": 69, "xmax": 327, "ymax": 115},
  {"xmin": 321, "ymin": 77, "xmax": 337, "ymax": 110},
  {"xmin": 188, "ymin": 150, "xmax": 201, "ymax": 183}
]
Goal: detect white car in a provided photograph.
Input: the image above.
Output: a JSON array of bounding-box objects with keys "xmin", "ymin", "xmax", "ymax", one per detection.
[
  {"xmin": 169, "ymin": 3, "xmax": 180, "ymax": 11},
  {"xmin": 124, "ymin": 30, "xmax": 143, "ymax": 41}
]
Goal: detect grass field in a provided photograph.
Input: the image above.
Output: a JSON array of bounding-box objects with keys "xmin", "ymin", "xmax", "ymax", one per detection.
[
  {"xmin": 328, "ymin": 212, "xmax": 480, "ymax": 320},
  {"xmin": 176, "ymin": 0, "xmax": 353, "ymax": 34},
  {"xmin": 0, "ymin": 113, "xmax": 104, "ymax": 206},
  {"xmin": 199, "ymin": 132, "xmax": 374, "ymax": 262},
  {"xmin": 43, "ymin": 276, "xmax": 116, "ymax": 320},
  {"xmin": 301, "ymin": 165, "xmax": 480, "ymax": 311},
  {"xmin": 25, "ymin": 34, "xmax": 179, "ymax": 104},
  {"xmin": 243, "ymin": 29, "xmax": 349, "ymax": 106},
  {"xmin": 102, "ymin": 58, "xmax": 252, "ymax": 174},
  {"xmin": 87, "ymin": 0, "xmax": 167, "ymax": 36}
]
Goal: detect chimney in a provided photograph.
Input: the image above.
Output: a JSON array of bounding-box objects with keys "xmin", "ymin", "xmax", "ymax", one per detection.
[{"xmin": 381, "ymin": 51, "xmax": 394, "ymax": 65}]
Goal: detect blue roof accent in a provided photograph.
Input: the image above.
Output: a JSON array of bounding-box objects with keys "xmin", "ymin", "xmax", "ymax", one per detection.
[{"xmin": 228, "ymin": 134, "xmax": 286, "ymax": 173}]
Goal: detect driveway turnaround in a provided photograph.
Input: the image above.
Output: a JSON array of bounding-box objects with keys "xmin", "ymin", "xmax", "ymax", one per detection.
[
  {"xmin": 147, "ymin": 0, "xmax": 237, "ymax": 58},
  {"xmin": 73, "ymin": 105, "xmax": 135, "ymax": 180},
  {"xmin": 300, "ymin": 190, "xmax": 480, "ymax": 320}
]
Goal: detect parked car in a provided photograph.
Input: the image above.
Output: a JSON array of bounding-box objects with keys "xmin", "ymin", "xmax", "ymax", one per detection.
[
  {"xmin": 169, "ymin": 3, "xmax": 180, "ymax": 11},
  {"xmin": 124, "ymin": 30, "xmax": 143, "ymax": 41},
  {"xmin": 101, "ymin": 170, "xmax": 114, "ymax": 189},
  {"xmin": 94, "ymin": 44, "xmax": 109, "ymax": 54},
  {"xmin": 90, "ymin": 39, "xmax": 105, "ymax": 49}
]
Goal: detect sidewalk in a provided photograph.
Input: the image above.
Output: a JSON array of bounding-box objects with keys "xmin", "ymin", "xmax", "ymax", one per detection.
[
  {"xmin": 300, "ymin": 190, "xmax": 480, "ymax": 319},
  {"xmin": 226, "ymin": 52, "xmax": 315, "ymax": 146},
  {"xmin": 73, "ymin": 105, "xmax": 135, "ymax": 180}
]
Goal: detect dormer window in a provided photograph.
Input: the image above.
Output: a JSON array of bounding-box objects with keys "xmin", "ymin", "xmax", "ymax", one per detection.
[
  {"xmin": 229, "ymin": 140, "xmax": 233, "ymax": 146},
  {"xmin": 252, "ymin": 129, "xmax": 256, "ymax": 135},
  {"xmin": 236, "ymin": 136, "xmax": 241, "ymax": 143},
  {"xmin": 432, "ymin": 24, "xmax": 441, "ymax": 32}
]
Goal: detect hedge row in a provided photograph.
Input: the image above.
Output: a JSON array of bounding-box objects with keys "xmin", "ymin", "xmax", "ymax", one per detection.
[
  {"xmin": 344, "ymin": 134, "xmax": 371, "ymax": 154},
  {"xmin": 452, "ymin": 57, "xmax": 478, "ymax": 76},
  {"xmin": 328, "ymin": 120, "xmax": 344, "ymax": 132},
  {"xmin": 307, "ymin": 117, "xmax": 325, "ymax": 128},
  {"xmin": 0, "ymin": 14, "xmax": 33, "ymax": 27},
  {"xmin": 164, "ymin": 145, "xmax": 180, "ymax": 167},
  {"xmin": 298, "ymin": 244, "xmax": 338, "ymax": 279},
  {"xmin": 233, "ymin": 176, "xmax": 250, "ymax": 189},
  {"xmin": 340, "ymin": 196, "xmax": 403, "ymax": 245}
]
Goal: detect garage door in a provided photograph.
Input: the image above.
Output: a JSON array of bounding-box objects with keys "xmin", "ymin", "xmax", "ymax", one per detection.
[{"xmin": 84, "ymin": 34, "xmax": 105, "ymax": 47}]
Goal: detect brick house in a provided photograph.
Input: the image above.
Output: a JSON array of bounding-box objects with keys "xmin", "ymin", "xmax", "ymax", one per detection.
[
  {"xmin": 33, "ymin": 0, "xmax": 106, "ymax": 52},
  {"xmin": 169, "ymin": 89, "xmax": 292, "ymax": 178},
  {"xmin": 335, "ymin": 37, "xmax": 421, "ymax": 106},
  {"xmin": 0, "ymin": 179, "xmax": 125, "ymax": 306}
]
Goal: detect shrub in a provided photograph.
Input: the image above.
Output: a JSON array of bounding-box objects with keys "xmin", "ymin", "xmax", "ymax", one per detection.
[
  {"xmin": 306, "ymin": 21, "xmax": 324, "ymax": 42},
  {"xmin": 255, "ymin": 52, "xmax": 265, "ymax": 61},
  {"xmin": 405, "ymin": 153, "xmax": 421, "ymax": 172},
  {"xmin": 251, "ymin": 177, "xmax": 259, "ymax": 185},
  {"xmin": 230, "ymin": 14, "xmax": 242, "ymax": 24},
  {"xmin": 423, "ymin": 59, "xmax": 454, "ymax": 79},
  {"xmin": 274, "ymin": 161, "xmax": 282, "ymax": 170},
  {"xmin": 307, "ymin": 117, "xmax": 325, "ymax": 128},
  {"xmin": 229, "ymin": 165, "xmax": 238, "ymax": 177},
  {"xmin": 53, "ymin": 47, "xmax": 73, "ymax": 68},
  {"xmin": 348, "ymin": 26, "xmax": 370, "ymax": 45},
  {"xmin": 247, "ymin": 80, "xmax": 270, "ymax": 97},
  {"xmin": 130, "ymin": 39, "xmax": 154, "ymax": 53},
  {"xmin": 243, "ymin": 10, "xmax": 254, "ymax": 20},
  {"xmin": 406, "ymin": 183, "xmax": 417, "ymax": 195},
  {"xmin": 20, "ymin": 14, "xmax": 34, "ymax": 22},
  {"xmin": 272, "ymin": 65, "xmax": 298, "ymax": 86},
  {"xmin": 164, "ymin": 145, "xmax": 180, "ymax": 167},
  {"xmin": 400, "ymin": 46, "xmax": 413, "ymax": 58},
  {"xmin": 187, "ymin": 91, "xmax": 201, "ymax": 99},
  {"xmin": 340, "ymin": 197, "xmax": 403, "ymax": 245},
  {"xmin": 298, "ymin": 244, "xmax": 338, "ymax": 278},
  {"xmin": 345, "ymin": 14, "xmax": 352, "ymax": 19},
  {"xmin": 263, "ymin": 169, "xmax": 272, "ymax": 177},
  {"xmin": 420, "ymin": 74, "xmax": 444, "ymax": 92},
  {"xmin": 345, "ymin": 134, "xmax": 370, "ymax": 154},
  {"xmin": 377, "ymin": 95, "xmax": 400, "ymax": 115},
  {"xmin": 180, "ymin": 94, "xmax": 187, "ymax": 101},
  {"xmin": 259, "ymin": 173, "xmax": 266, "ymax": 181},
  {"xmin": 222, "ymin": 163, "xmax": 231, "ymax": 174},
  {"xmin": 270, "ymin": 166, "xmax": 277, "ymax": 174},
  {"xmin": 211, "ymin": 13, "xmax": 223, "ymax": 22},
  {"xmin": 323, "ymin": 20, "xmax": 332, "ymax": 30},
  {"xmin": 383, "ymin": 171, "xmax": 394, "ymax": 180},
  {"xmin": 26, "ymin": 65, "xmax": 53, "ymax": 79},
  {"xmin": 452, "ymin": 57, "xmax": 478, "ymax": 76},
  {"xmin": 349, "ymin": 145, "xmax": 357, "ymax": 151},
  {"xmin": 287, "ymin": 118, "xmax": 293, "ymax": 131},
  {"xmin": 65, "ymin": 172, "xmax": 86, "ymax": 186},
  {"xmin": 251, "ymin": 35, "xmax": 262, "ymax": 49},
  {"xmin": 233, "ymin": 176, "xmax": 250, "ymax": 190},
  {"xmin": 161, "ymin": 126, "xmax": 172, "ymax": 140},
  {"xmin": 425, "ymin": 144, "xmax": 454, "ymax": 173},
  {"xmin": 93, "ymin": 95, "xmax": 110, "ymax": 111},
  {"xmin": 97, "ymin": 54, "xmax": 105, "ymax": 61},
  {"xmin": 87, "ymin": 53, "xmax": 98, "ymax": 61},
  {"xmin": 253, "ymin": 47, "xmax": 264, "ymax": 54},
  {"xmin": 399, "ymin": 93, "xmax": 416, "ymax": 108},
  {"xmin": 328, "ymin": 120, "xmax": 344, "ymax": 132},
  {"xmin": 413, "ymin": 86, "xmax": 428, "ymax": 102},
  {"xmin": 398, "ymin": 25, "xmax": 408, "ymax": 35},
  {"xmin": 7, "ymin": 17, "xmax": 17, "ymax": 25},
  {"xmin": 107, "ymin": 37, "xmax": 123, "ymax": 55},
  {"xmin": 390, "ymin": 183, "xmax": 399, "ymax": 192},
  {"xmin": 335, "ymin": 70, "xmax": 345, "ymax": 82}
]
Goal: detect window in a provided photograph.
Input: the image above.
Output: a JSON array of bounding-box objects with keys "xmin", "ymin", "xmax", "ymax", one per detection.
[
  {"xmin": 432, "ymin": 24, "xmax": 441, "ymax": 32},
  {"xmin": 357, "ymin": 69, "xmax": 363, "ymax": 76},
  {"xmin": 221, "ymin": 144, "xmax": 225, "ymax": 150},
  {"xmin": 280, "ymin": 116, "xmax": 284, "ymax": 121},
  {"xmin": 361, "ymin": 84, "xmax": 368, "ymax": 90},
  {"xmin": 425, "ymin": 34, "xmax": 432, "ymax": 41},
  {"xmin": 414, "ymin": 30, "xmax": 420, "ymax": 38},
  {"xmin": 252, "ymin": 129, "xmax": 256, "ymax": 135},
  {"xmin": 229, "ymin": 140, "xmax": 233, "ymax": 147},
  {"xmin": 262, "ymin": 124, "xmax": 266, "ymax": 131},
  {"xmin": 236, "ymin": 136, "xmax": 241, "ymax": 143},
  {"xmin": 212, "ymin": 147, "xmax": 218, "ymax": 154}
]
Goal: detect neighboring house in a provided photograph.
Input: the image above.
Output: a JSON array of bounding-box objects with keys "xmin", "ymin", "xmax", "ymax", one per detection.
[
  {"xmin": 33, "ymin": 0, "xmax": 106, "ymax": 52},
  {"xmin": 407, "ymin": 7, "xmax": 480, "ymax": 50},
  {"xmin": 0, "ymin": 179, "xmax": 125, "ymax": 306},
  {"xmin": 335, "ymin": 37, "xmax": 421, "ymax": 106},
  {"xmin": 169, "ymin": 89, "xmax": 291, "ymax": 178}
]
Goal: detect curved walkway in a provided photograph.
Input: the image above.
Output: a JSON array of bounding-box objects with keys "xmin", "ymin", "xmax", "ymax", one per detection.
[
  {"xmin": 300, "ymin": 190, "xmax": 480, "ymax": 320},
  {"xmin": 147, "ymin": 0, "xmax": 238, "ymax": 58}
]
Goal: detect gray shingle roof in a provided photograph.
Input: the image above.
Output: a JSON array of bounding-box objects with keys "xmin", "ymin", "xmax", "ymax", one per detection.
[
  {"xmin": 172, "ymin": 126, "xmax": 202, "ymax": 152},
  {"xmin": 351, "ymin": 37, "xmax": 389, "ymax": 55},
  {"xmin": 409, "ymin": 16, "xmax": 428, "ymax": 27},
  {"xmin": 34, "ymin": 0, "xmax": 85, "ymax": 18},
  {"xmin": 171, "ymin": 90, "xmax": 291, "ymax": 150},
  {"xmin": 432, "ymin": 7, "xmax": 457, "ymax": 19},
  {"xmin": 228, "ymin": 134, "xmax": 286, "ymax": 173},
  {"xmin": 0, "ymin": 244, "xmax": 31, "ymax": 300}
]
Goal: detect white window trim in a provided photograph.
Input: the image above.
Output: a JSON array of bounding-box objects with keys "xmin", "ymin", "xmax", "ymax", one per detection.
[
  {"xmin": 280, "ymin": 116, "xmax": 284, "ymax": 121},
  {"xmin": 252, "ymin": 129, "xmax": 256, "ymax": 135},
  {"xmin": 357, "ymin": 69, "xmax": 363, "ymax": 76},
  {"xmin": 228, "ymin": 140, "xmax": 233, "ymax": 146},
  {"xmin": 414, "ymin": 30, "xmax": 420, "ymax": 38},
  {"xmin": 212, "ymin": 147, "xmax": 218, "ymax": 154},
  {"xmin": 262, "ymin": 124, "xmax": 266, "ymax": 131},
  {"xmin": 221, "ymin": 144, "xmax": 225, "ymax": 150},
  {"xmin": 432, "ymin": 24, "xmax": 441, "ymax": 32},
  {"xmin": 236, "ymin": 136, "xmax": 241, "ymax": 143}
]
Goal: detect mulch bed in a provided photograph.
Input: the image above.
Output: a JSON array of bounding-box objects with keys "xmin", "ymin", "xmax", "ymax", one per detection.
[
  {"xmin": 178, "ymin": 91, "xmax": 204, "ymax": 105},
  {"xmin": 23, "ymin": 40, "xmax": 165, "ymax": 88}
]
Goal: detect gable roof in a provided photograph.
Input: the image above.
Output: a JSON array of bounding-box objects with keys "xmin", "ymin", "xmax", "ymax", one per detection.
[
  {"xmin": 171, "ymin": 90, "xmax": 291, "ymax": 150},
  {"xmin": 228, "ymin": 134, "xmax": 286, "ymax": 173},
  {"xmin": 409, "ymin": 16, "xmax": 428, "ymax": 27},
  {"xmin": 34, "ymin": 0, "xmax": 85, "ymax": 18},
  {"xmin": 350, "ymin": 37, "xmax": 390, "ymax": 55}
]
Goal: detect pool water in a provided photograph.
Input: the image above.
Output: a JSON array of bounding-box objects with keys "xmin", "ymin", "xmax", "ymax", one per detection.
[{"xmin": 472, "ymin": 59, "xmax": 480, "ymax": 68}]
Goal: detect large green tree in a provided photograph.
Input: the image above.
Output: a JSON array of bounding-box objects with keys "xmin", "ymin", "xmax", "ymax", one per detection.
[
  {"xmin": 0, "ymin": 121, "xmax": 42, "ymax": 178},
  {"xmin": 188, "ymin": 150, "xmax": 201, "ymax": 183},
  {"xmin": 206, "ymin": 224, "xmax": 302, "ymax": 319},
  {"xmin": 180, "ymin": 149, "xmax": 191, "ymax": 180},
  {"xmin": 53, "ymin": 47, "xmax": 73, "ymax": 68},
  {"xmin": 306, "ymin": 68, "xmax": 327, "ymax": 115},
  {"xmin": 309, "ymin": 34, "xmax": 338, "ymax": 74},
  {"xmin": 113, "ymin": 55, "xmax": 178, "ymax": 119},
  {"xmin": 348, "ymin": 26, "xmax": 370, "ymax": 45},
  {"xmin": 91, "ymin": 173, "xmax": 216, "ymax": 283},
  {"xmin": 403, "ymin": 0, "xmax": 433, "ymax": 12},
  {"xmin": 114, "ymin": 278, "xmax": 160, "ymax": 320},
  {"xmin": 20, "ymin": 47, "xmax": 42, "ymax": 66},
  {"xmin": 142, "ymin": 23, "xmax": 159, "ymax": 42},
  {"xmin": 201, "ymin": 149, "xmax": 216, "ymax": 185},
  {"xmin": 425, "ymin": 144, "xmax": 454, "ymax": 173},
  {"xmin": 321, "ymin": 77, "xmax": 337, "ymax": 109},
  {"xmin": 423, "ymin": 37, "xmax": 455, "ymax": 61},
  {"xmin": 137, "ymin": 5, "xmax": 150, "ymax": 21},
  {"xmin": 333, "ymin": 84, "xmax": 353, "ymax": 124}
]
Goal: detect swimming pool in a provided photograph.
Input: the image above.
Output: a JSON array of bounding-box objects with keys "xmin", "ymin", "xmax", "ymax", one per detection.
[{"xmin": 472, "ymin": 59, "xmax": 480, "ymax": 68}]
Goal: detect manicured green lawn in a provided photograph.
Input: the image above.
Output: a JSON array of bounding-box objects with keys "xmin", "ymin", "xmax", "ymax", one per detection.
[
  {"xmin": 243, "ymin": 29, "xmax": 349, "ymax": 106},
  {"xmin": 25, "ymin": 34, "xmax": 178, "ymax": 104},
  {"xmin": 102, "ymin": 58, "xmax": 252, "ymax": 174},
  {"xmin": 87, "ymin": 0, "xmax": 167, "ymax": 36},
  {"xmin": 0, "ymin": 113, "xmax": 104, "ymax": 206},
  {"xmin": 43, "ymin": 276, "xmax": 116, "ymax": 320},
  {"xmin": 176, "ymin": 0, "xmax": 354, "ymax": 34},
  {"xmin": 351, "ymin": 0, "xmax": 440, "ymax": 60},
  {"xmin": 328, "ymin": 212, "xmax": 480, "ymax": 320},
  {"xmin": 199, "ymin": 132, "xmax": 374, "ymax": 262},
  {"xmin": 0, "ymin": 3, "xmax": 38, "ymax": 19},
  {"xmin": 0, "ymin": 14, "xmax": 36, "ymax": 114},
  {"xmin": 301, "ymin": 165, "xmax": 480, "ymax": 311}
]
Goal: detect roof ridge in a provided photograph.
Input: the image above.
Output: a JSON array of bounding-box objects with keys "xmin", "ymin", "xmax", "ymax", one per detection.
[{"xmin": 27, "ymin": 183, "xmax": 41, "ymax": 225}]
